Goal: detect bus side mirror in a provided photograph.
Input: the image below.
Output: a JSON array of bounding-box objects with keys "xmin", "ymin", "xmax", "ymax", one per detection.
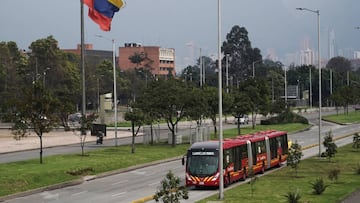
[{"xmin": 182, "ymin": 156, "xmax": 185, "ymax": 165}]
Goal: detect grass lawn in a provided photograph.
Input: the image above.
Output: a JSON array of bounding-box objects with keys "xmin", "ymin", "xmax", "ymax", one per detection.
[
  {"xmin": 197, "ymin": 144, "xmax": 360, "ymax": 203},
  {"xmin": 0, "ymin": 143, "xmax": 189, "ymax": 197},
  {"xmin": 0, "ymin": 123, "xmax": 310, "ymax": 198},
  {"xmin": 323, "ymin": 110, "xmax": 360, "ymax": 124}
]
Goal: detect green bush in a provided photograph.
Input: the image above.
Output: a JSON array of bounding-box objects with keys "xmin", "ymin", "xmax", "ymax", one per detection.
[
  {"xmin": 66, "ymin": 167, "xmax": 94, "ymax": 176},
  {"xmin": 284, "ymin": 190, "xmax": 301, "ymax": 203},
  {"xmin": 310, "ymin": 178, "xmax": 329, "ymax": 195},
  {"xmin": 261, "ymin": 110, "xmax": 309, "ymax": 125}
]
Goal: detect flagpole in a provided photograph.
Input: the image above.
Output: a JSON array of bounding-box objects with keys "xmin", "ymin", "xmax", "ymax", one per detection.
[{"xmin": 80, "ymin": 0, "xmax": 86, "ymax": 134}]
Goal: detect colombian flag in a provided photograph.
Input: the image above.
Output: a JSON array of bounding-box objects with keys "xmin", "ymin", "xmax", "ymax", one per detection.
[{"xmin": 84, "ymin": 0, "xmax": 125, "ymax": 31}]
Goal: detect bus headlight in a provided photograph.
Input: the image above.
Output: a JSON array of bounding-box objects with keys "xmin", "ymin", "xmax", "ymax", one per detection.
[
  {"xmin": 211, "ymin": 172, "xmax": 219, "ymax": 181},
  {"xmin": 186, "ymin": 173, "xmax": 192, "ymax": 181}
]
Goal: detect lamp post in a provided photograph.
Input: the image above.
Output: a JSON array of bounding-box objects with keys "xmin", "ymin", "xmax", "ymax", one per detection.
[
  {"xmin": 309, "ymin": 66, "xmax": 312, "ymax": 109},
  {"xmin": 95, "ymin": 35, "xmax": 118, "ymax": 147},
  {"xmin": 297, "ymin": 7, "xmax": 321, "ymax": 157},
  {"xmin": 217, "ymin": 0, "xmax": 224, "ymax": 200},
  {"xmin": 284, "ymin": 65, "xmax": 287, "ymax": 107},
  {"xmin": 226, "ymin": 54, "xmax": 229, "ymax": 93}
]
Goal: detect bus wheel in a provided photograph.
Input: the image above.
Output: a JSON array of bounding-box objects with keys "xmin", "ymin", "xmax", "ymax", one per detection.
[
  {"xmin": 277, "ymin": 155, "xmax": 282, "ymax": 167},
  {"xmin": 242, "ymin": 168, "xmax": 247, "ymax": 180},
  {"xmin": 224, "ymin": 175, "xmax": 230, "ymax": 187},
  {"xmin": 261, "ymin": 163, "xmax": 265, "ymax": 174}
]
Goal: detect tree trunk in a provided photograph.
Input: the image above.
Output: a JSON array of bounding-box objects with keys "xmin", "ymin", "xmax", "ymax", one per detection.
[
  {"xmin": 150, "ymin": 124, "xmax": 154, "ymax": 145},
  {"xmin": 39, "ymin": 133, "xmax": 43, "ymax": 164},
  {"xmin": 131, "ymin": 121, "xmax": 135, "ymax": 153},
  {"xmin": 212, "ymin": 118, "xmax": 217, "ymax": 138},
  {"xmin": 237, "ymin": 121, "xmax": 241, "ymax": 135}
]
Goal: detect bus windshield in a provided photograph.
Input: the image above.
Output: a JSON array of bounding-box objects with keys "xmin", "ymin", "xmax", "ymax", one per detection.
[{"xmin": 187, "ymin": 154, "xmax": 219, "ymax": 177}]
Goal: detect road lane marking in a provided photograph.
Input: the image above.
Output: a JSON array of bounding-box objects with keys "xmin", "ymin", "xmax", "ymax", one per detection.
[
  {"xmin": 112, "ymin": 180, "xmax": 129, "ymax": 185},
  {"xmin": 130, "ymin": 170, "xmax": 146, "ymax": 175},
  {"xmin": 71, "ymin": 190, "xmax": 88, "ymax": 197},
  {"xmin": 111, "ymin": 192, "xmax": 126, "ymax": 197},
  {"xmin": 148, "ymin": 182, "xmax": 159, "ymax": 186}
]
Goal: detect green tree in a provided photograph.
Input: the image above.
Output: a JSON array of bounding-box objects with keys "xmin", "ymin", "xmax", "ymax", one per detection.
[
  {"xmin": 124, "ymin": 107, "xmax": 144, "ymax": 153},
  {"xmin": 185, "ymin": 87, "xmax": 208, "ymax": 127},
  {"xmin": 239, "ymin": 78, "xmax": 270, "ymax": 128},
  {"xmin": 322, "ymin": 130, "xmax": 338, "ymax": 161},
  {"xmin": 154, "ymin": 170, "xmax": 188, "ymax": 203},
  {"xmin": 326, "ymin": 56, "xmax": 353, "ymax": 95},
  {"xmin": 330, "ymin": 86, "xmax": 357, "ymax": 115},
  {"xmin": 28, "ymin": 36, "xmax": 81, "ymax": 126},
  {"xmin": 231, "ymin": 91, "xmax": 251, "ymax": 134},
  {"xmin": 139, "ymin": 78, "xmax": 190, "ymax": 147},
  {"xmin": 287, "ymin": 140, "xmax": 303, "ymax": 177},
  {"xmin": 222, "ymin": 25, "xmax": 262, "ymax": 82},
  {"xmin": 12, "ymin": 82, "xmax": 59, "ymax": 164},
  {"xmin": 71, "ymin": 113, "xmax": 98, "ymax": 156},
  {"xmin": 202, "ymin": 86, "xmax": 232, "ymax": 137}
]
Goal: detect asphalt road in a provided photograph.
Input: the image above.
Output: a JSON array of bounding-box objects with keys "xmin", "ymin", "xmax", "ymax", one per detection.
[{"xmin": 2, "ymin": 110, "xmax": 360, "ymax": 203}]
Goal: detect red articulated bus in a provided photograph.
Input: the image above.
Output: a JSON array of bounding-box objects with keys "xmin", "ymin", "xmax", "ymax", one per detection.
[{"xmin": 182, "ymin": 130, "xmax": 288, "ymax": 187}]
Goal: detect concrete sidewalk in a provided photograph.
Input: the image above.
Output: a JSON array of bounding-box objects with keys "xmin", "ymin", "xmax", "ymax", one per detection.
[{"xmin": 0, "ymin": 128, "xmax": 132, "ymax": 154}]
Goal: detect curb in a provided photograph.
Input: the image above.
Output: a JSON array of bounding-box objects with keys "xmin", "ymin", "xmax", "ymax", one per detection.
[
  {"xmin": 0, "ymin": 179, "xmax": 83, "ymax": 202},
  {"xmin": 0, "ymin": 156, "xmax": 183, "ymax": 202}
]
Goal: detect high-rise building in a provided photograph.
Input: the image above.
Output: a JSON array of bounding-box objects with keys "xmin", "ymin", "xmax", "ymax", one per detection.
[
  {"xmin": 328, "ymin": 29, "xmax": 336, "ymax": 59},
  {"xmin": 118, "ymin": 43, "xmax": 175, "ymax": 77},
  {"xmin": 354, "ymin": 51, "xmax": 360, "ymax": 59},
  {"xmin": 300, "ymin": 48, "xmax": 314, "ymax": 66}
]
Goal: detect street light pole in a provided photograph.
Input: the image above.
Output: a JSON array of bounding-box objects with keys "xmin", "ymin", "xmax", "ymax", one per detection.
[
  {"xmin": 297, "ymin": 7, "xmax": 322, "ymax": 157},
  {"xmin": 80, "ymin": 0, "xmax": 86, "ymax": 136},
  {"xmin": 200, "ymin": 48, "xmax": 203, "ymax": 87},
  {"xmin": 95, "ymin": 35, "xmax": 118, "ymax": 146},
  {"xmin": 217, "ymin": 0, "xmax": 224, "ymax": 199},
  {"xmin": 284, "ymin": 65, "xmax": 287, "ymax": 107},
  {"xmin": 226, "ymin": 54, "xmax": 229, "ymax": 93},
  {"xmin": 309, "ymin": 67, "xmax": 312, "ymax": 109}
]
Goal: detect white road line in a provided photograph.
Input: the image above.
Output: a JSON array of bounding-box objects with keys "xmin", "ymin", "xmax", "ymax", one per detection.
[
  {"xmin": 111, "ymin": 180, "xmax": 129, "ymax": 185},
  {"xmin": 130, "ymin": 170, "xmax": 146, "ymax": 175},
  {"xmin": 71, "ymin": 190, "xmax": 88, "ymax": 197},
  {"xmin": 111, "ymin": 192, "xmax": 126, "ymax": 197},
  {"xmin": 148, "ymin": 182, "xmax": 159, "ymax": 186}
]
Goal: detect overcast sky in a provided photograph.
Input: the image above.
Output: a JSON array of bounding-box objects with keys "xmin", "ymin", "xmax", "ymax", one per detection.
[{"xmin": 1, "ymin": 0, "xmax": 360, "ymax": 71}]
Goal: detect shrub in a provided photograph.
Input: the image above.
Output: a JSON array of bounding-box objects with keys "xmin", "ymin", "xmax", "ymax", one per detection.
[
  {"xmin": 284, "ymin": 190, "xmax": 301, "ymax": 203},
  {"xmin": 287, "ymin": 140, "xmax": 303, "ymax": 177},
  {"xmin": 154, "ymin": 170, "xmax": 188, "ymax": 203},
  {"xmin": 328, "ymin": 168, "xmax": 340, "ymax": 182},
  {"xmin": 353, "ymin": 133, "xmax": 360, "ymax": 150},
  {"xmin": 311, "ymin": 178, "xmax": 329, "ymax": 195},
  {"xmin": 66, "ymin": 167, "xmax": 94, "ymax": 176},
  {"xmin": 261, "ymin": 110, "xmax": 308, "ymax": 125},
  {"xmin": 323, "ymin": 130, "xmax": 338, "ymax": 161}
]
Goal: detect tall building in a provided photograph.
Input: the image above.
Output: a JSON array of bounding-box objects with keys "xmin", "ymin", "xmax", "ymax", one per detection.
[
  {"xmin": 300, "ymin": 48, "xmax": 314, "ymax": 66},
  {"xmin": 354, "ymin": 51, "xmax": 360, "ymax": 59},
  {"xmin": 328, "ymin": 29, "xmax": 336, "ymax": 59},
  {"xmin": 118, "ymin": 43, "xmax": 175, "ymax": 77}
]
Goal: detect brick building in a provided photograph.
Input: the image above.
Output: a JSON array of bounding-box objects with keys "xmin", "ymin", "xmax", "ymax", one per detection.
[
  {"xmin": 118, "ymin": 43, "xmax": 175, "ymax": 77},
  {"xmin": 62, "ymin": 44, "xmax": 114, "ymax": 65}
]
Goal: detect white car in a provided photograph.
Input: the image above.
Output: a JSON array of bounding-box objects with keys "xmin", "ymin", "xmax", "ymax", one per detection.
[{"xmin": 234, "ymin": 115, "xmax": 249, "ymax": 124}]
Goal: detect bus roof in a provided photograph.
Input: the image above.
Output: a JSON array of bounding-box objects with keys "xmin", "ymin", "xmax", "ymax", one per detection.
[{"xmin": 188, "ymin": 130, "xmax": 287, "ymax": 151}]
